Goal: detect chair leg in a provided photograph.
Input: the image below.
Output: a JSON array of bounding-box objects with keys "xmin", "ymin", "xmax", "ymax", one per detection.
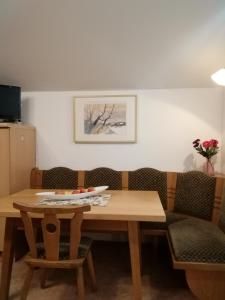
[
  {"xmin": 76, "ymin": 266, "xmax": 85, "ymax": 300},
  {"xmin": 20, "ymin": 266, "xmax": 34, "ymax": 300},
  {"xmin": 87, "ymin": 251, "xmax": 97, "ymax": 291}
]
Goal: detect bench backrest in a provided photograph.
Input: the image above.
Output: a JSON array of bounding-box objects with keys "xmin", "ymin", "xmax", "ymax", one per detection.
[
  {"xmin": 31, "ymin": 167, "xmax": 78, "ymax": 189},
  {"xmin": 128, "ymin": 168, "xmax": 167, "ymax": 209},
  {"xmin": 84, "ymin": 167, "xmax": 122, "ymax": 190},
  {"xmin": 30, "ymin": 167, "xmax": 224, "ymax": 224},
  {"xmin": 219, "ymin": 185, "xmax": 225, "ymax": 233},
  {"xmin": 174, "ymin": 171, "xmax": 216, "ymax": 221},
  {"xmin": 42, "ymin": 167, "xmax": 78, "ymax": 189}
]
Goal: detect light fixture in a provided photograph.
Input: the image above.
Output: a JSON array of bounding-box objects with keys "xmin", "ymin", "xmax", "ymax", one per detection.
[{"xmin": 211, "ymin": 68, "xmax": 225, "ymax": 86}]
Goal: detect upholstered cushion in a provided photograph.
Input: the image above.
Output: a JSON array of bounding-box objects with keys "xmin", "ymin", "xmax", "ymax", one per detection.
[
  {"xmin": 219, "ymin": 186, "xmax": 225, "ymax": 234},
  {"xmin": 84, "ymin": 167, "xmax": 122, "ymax": 190},
  {"xmin": 36, "ymin": 236, "xmax": 92, "ymax": 260},
  {"xmin": 174, "ymin": 171, "xmax": 216, "ymax": 220},
  {"xmin": 141, "ymin": 211, "xmax": 190, "ymax": 230},
  {"xmin": 42, "ymin": 167, "xmax": 78, "ymax": 189},
  {"xmin": 169, "ymin": 218, "xmax": 225, "ymax": 263},
  {"xmin": 128, "ymin": 168, "xmax": 167, "ymax": 209}
]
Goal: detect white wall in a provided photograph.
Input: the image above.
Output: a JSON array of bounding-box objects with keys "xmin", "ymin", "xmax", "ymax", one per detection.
[
  {"xmin": 22, "ymin": 88, "xmax": 223, "ymax": 172},
  {"xmin": 222, "ymin": 88, "xmax": 225, "ymax": 173}
]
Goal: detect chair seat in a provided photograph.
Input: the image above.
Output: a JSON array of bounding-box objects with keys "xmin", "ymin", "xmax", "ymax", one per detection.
[
  {"xmin": 36, "ymin": 236, "xmax": 92, "ymax": 260},
  {"xmin": 168, "ymin": 218, "xmax": 225, "ymax": 263}
]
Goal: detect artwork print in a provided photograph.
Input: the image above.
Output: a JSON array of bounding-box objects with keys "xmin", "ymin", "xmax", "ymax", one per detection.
[
  {"xmin": 74, "ymin": 95, "xmax": 137, "ymax": 143},
  {"xmin": 84, "ymin": 103, "xmax": 126, "ymax": 135}
]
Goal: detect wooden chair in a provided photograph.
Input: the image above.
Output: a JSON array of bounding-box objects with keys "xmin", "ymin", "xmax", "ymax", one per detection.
[{"xmin": 13, "ymin": 202, "xmax": 97, "ymax": 300}]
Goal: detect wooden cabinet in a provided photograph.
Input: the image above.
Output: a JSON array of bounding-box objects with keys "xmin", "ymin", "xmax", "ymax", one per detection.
[{"xmin": 0, "ymin": 123, "xmax": 36, "ymax": 250}]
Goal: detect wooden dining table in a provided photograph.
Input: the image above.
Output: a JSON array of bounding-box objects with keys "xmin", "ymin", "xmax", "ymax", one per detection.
[{"xmin": 0, "ymin": 189, "xmax": 165, "ymax": 300}]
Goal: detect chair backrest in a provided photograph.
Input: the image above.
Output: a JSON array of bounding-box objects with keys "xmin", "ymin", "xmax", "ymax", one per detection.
[
  {"xmin": 174, "ymin": 171, "xmax": 216, "ymax": 220},
  {"xmin": 128, "ymin": 168, "xmax": 167, "ymax": 209},
  {"xmin": 84, "ymin": 167, "xmax": 122, "ymax": 190},
  {"xmin": 13, "ymin": 202, "xmax": 90, "ymax": 260}
]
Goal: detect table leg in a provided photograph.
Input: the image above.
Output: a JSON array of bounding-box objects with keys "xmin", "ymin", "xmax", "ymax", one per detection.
[
  {"xmin": 0, "ymin": 218, "xmax": 15, "ymax": 300},
  {"xmin": 128, "ymin": 221, "xmax": 142, "ymax": 300}
]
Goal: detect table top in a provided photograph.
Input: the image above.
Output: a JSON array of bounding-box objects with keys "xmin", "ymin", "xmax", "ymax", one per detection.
[{"xmin": 0, "ymin": 189, "xmax": 166, "ymax": 222}]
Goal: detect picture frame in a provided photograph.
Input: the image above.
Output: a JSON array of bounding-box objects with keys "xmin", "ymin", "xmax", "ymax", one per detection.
[{"xmin": 73, "ymin": 95, "xmax": 137, "ymax": 143}]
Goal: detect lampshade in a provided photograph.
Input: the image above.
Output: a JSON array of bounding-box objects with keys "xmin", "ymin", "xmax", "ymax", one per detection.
[{"xmin": 211, "ymin": 68, "xmax": 225, "ymax": 86}]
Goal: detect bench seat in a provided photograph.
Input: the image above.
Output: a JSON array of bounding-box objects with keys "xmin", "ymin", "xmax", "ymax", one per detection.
[
  {"xmin": 141, "ymin": 211, "xmax": 190, "ymax": 232},
  {"xmin": 168, "ymin": 218, "xmax": 225, "ymax": 264}
]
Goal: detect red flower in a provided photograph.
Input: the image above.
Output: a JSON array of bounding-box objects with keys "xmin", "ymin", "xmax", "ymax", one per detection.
[
  {"xmin": 202, "ymin": 141, "xmax": 210, "ymax": 148},
  {"xmin": 209, "ymin": 139, "xmax": 218, "ymax": 147}
]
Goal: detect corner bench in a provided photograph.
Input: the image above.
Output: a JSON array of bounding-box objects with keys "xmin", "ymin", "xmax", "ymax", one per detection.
[{"xmin": 30, "ymin": 166, "xmax": 225, "ymax": 299}]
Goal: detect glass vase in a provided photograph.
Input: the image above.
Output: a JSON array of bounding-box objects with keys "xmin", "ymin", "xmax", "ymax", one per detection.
[{"xmin": 203, "ymin": 159, "xmax": 214, "ymax": 176}]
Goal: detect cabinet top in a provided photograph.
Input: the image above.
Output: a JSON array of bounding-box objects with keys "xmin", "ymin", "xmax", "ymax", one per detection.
[{"xmin": 0, "ymin": 122, "xmax": 35, "ymax": 129}]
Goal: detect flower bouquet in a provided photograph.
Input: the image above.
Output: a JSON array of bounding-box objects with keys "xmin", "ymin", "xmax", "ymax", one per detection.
[{"xmin": 192, "ymin": 139, "xmax": 219, "ymax": 176}]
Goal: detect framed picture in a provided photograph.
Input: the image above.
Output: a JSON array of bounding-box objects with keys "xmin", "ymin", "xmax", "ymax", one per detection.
[{"xmin": 73, "ymin": 95, "xmax": 137, "ymax": 143}]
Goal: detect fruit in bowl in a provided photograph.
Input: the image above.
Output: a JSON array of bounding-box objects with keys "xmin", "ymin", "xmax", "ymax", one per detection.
[
  {"xmin": 36, "ymin": 186, "xmax": 108, "ymax": 200},
  {"xmin": 55, "ymin": 187, "xmax": 96, "ymax": 195},
  {"xmin": 72, "ymin": 189, "xmax": 81, "ymax": 194}
]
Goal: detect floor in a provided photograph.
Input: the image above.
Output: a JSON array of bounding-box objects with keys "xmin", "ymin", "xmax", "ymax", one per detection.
[{"xmin": 1, "ymin": 237, "xmax": 195, "ymax": 299}]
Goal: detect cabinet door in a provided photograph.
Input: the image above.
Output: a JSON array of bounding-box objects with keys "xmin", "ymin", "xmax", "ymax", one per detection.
[
  {"xmin": 0, "ymin": 128, "xmax": 10, "ymax": 251},
  {"xmin": 0, "ymin": 128, "xmax": 10, "ymax": 196},
  {"xmin": 10, "ymin": 127, "xmax": 36, "ymax": 193}
]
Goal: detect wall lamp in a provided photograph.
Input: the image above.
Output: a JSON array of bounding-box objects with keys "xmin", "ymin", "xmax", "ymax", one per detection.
[{"xmin": 211, "ymin": 68, "xmax": 225, "ymax": 86}]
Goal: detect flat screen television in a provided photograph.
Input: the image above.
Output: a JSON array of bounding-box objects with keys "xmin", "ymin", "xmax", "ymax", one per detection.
[{"xmin": 0, "ymin": 85, "xmax": 21, "ymax": 122}]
